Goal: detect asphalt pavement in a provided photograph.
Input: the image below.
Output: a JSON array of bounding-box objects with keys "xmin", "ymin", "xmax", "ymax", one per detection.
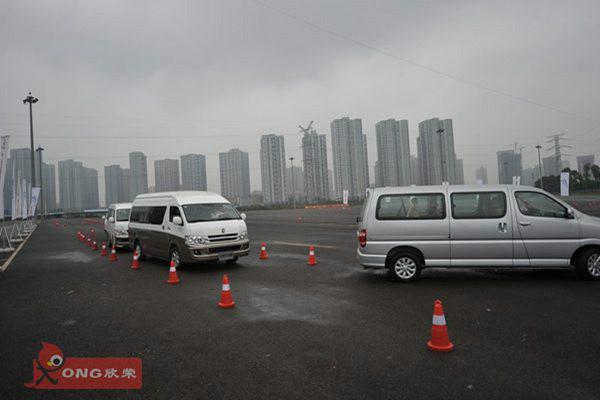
[{"xmin": 1, "ymin": 207, "xmax": 600, "ymax": 399}]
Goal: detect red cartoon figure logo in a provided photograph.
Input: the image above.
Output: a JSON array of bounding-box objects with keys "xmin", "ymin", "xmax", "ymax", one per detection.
[{"xmin": 24, "ymin": 342, "xmax": 65, "ymax": 388}]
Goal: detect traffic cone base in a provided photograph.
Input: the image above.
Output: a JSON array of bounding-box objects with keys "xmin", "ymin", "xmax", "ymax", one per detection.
[
  {"xmin": 427, "ymin": 300, "xmax": 454, "ymax": 353},
  {"xmin": 218, "ymin": 274, "xmax": 235, "ymax": 308},
  {"xmin": 167, "ymin": 260, "xmax": 180, "ymax": 284}
]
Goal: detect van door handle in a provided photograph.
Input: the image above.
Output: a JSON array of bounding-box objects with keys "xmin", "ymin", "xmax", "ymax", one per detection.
[
  {"xmin": 498, "ymin": 222, "xmax": 507, "ymax": 232},
  {"xmin": 519, "ymin": 221, "xmax": 531, "ymax": 226}
]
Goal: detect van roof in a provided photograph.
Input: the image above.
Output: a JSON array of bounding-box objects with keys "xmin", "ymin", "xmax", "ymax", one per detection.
[
  {"xmin": 369, "ymin": 184, "xmax": 543, "ymax": 195},
  {"xmin": 133, "ymin": 191, "xmax": 230, "ymax": 205},
  {"xmin": 108, "ymin": 202, "xmax": 133, "ymax": 209}
]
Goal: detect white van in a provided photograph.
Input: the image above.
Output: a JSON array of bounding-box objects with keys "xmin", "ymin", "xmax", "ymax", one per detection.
[
  {"xmin": 357, "ymin": 185, "xmax": 600, "ymax": 282},
  {"xmin": 104, "ymin": 202, "xmax": 132, "ymax": 248},
  {"xmin": 128, "ymin": 191, "xmax": 249, "ymax": 267}
]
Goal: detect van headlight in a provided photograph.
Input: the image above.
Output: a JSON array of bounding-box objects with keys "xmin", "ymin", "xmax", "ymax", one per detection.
[
  {"xmin": 185, "ymin": 235, "xmax": 208, "ymax": 246},
  {"xmin": 238, "ymin": 231, "xmax": 248, "ymax": 240}
]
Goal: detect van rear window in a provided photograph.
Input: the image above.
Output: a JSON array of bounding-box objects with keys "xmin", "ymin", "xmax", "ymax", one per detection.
[{"xmin": 376, "ymin": 194, "xmax": 446, "ymax": 220}]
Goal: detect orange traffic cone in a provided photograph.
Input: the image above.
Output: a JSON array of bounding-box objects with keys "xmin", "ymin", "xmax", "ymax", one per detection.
[
  {"xmin": 218, "ymin": 274, "xmax": 235, "ymax": 308},
  {"xmin": 131, "ymin": 250, "xmax": 140, "ymax": 270},
  {"xmin": 77, "ymin": 232, "xmax": 82, "ymax": 241},
  {"xmin": 427, "ymin": 300, "xmax": 454, "ymax": 353},
  {"xmin": 100, "ymin": 242, "xmax": 108, "ymax": 256},
  {"xmin": 167, "ymin": 260, "xmax": 180, "ymax": 284},
  {"xmin": 86, "ymin": 238, "xmax": 92, "ymax": 247},
  {"xmin": 259, "ymin": 242, "xmax": 268, "ymax": 260},
  {"xmin": 296, "ymin": 216, "xmax": 302, "ymax": 223},
  {"xmin": 307, "ymin": 246, "xmax": 317, "ymax": 266},
  {"xmin": 108, "ymin": 244, "xmax": 118, "ymax": 262},
  {"xmin": 90, "ymin": 228, "xmax": 95, "ymax": 237},
  {"xmin": 91, "ymin": 240, "xmax": 98, "ymax": 251}
]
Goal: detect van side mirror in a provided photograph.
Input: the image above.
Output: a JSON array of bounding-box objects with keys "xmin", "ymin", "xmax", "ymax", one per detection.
[
  {"xmin": 565, "ymin": 208, "xmax": 575, "ymax": 219},
  {"xmin": 240, "ymin": 213, "xmax": 247, "ymax": 221},
  {"xmin": 172, "ymin": 216, "xmax": 183, "ymax": 226},
  {"xmin": 108, "ymin": 216, "xmax": 115, "ymax": 223}
]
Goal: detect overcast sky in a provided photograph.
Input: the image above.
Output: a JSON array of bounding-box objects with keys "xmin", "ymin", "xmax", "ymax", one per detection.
[{"xmin": 2, "ymin": 0, "xmax": 599, "ymax": 204}]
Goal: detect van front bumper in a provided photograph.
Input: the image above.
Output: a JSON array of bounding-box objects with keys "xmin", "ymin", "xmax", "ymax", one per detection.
[
  {"xmin": 183, "ymin": 239, "xmax": 250, "ymax": 263},
  {"xmin": 114, "ymin": 235, "xmax": 129, "ymax": 248},
  {"xmin": 357, "ymin": 247, "xmax": 386, "ymax": 269}
]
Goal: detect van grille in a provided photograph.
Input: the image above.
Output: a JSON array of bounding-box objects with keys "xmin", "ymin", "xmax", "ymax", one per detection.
[
  {"xmin": 208, "ymin": 245, "xmax": 242, "ymax": 254},
  {"xmin": 208, "ymin": 233, "xmax": 238, "ymax": 242}
]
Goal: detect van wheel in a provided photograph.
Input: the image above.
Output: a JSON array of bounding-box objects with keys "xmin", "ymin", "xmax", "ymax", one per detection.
[
  {"xmin": 170, "ymin": 246, "xmax": 183, "ymax": 268},
  {"xmin": 226, "ymin": 257, "xmax": 238, "ymax": 264},
  {"xmin": 575, "ymin": 248, "xmax": 600, "ymax": 280},
  {"xmin": 134, "ymin": 240, "xmax": 146, "ymax": 261},
  {"xmin": 387, "ymin": 251, "xmax": 422, "ymax": 282}
]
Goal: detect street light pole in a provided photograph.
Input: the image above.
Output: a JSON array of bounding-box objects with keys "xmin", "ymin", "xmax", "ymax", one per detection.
[
  {"xmin": 289, "ymin": 157, "xmax": 296, "ymax": 209},
  {"xmin": 535, "ymin": 145, "xmax": 543, "ymax": 190},
  {"xmin": 23, "ymin": 92, "xmax": 38, "ymax": 187},
  {"xmin": 36, "ymin": 147, "xmax": 44, "ymax": 218}
]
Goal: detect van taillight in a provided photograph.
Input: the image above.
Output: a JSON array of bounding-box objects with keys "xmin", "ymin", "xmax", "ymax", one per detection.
[{"xmin": 358, "ymin": 229, "xmax": 367, "ymax": 248}]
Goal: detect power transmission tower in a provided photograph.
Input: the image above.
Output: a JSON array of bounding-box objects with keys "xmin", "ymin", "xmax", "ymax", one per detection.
[{"xmin": 545, "ymin": 133, "xmax": 572, "ymax": 174}]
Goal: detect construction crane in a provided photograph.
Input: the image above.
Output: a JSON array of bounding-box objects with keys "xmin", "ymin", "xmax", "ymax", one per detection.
[{"xmin": 299, "ymin": 121, "xmax": 314, "ymax": 135}]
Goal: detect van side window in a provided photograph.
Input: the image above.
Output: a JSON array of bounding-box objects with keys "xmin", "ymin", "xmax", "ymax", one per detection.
[
  {"xmin": 169, "ymin": 206, "xmax": 182, "ymax": 223},
  {"xmin": 451, "ymin": 192, "xmax": 506, "ymax": 219},
  {"xmin": 515, "ymin": 191, "xmax": 566, "ymax": 218},
  {"xmin": 376, "ymin": 194, "xmax": 446, "ymax": 220},
  {"xmin": 149, "ymin": 206, "xmax": 167, "ymax": 225}
]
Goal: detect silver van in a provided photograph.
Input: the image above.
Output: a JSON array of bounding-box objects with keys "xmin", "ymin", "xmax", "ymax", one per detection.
[
  {"xmin": 128, "ymin": 191, "xmax": 250, "ymax": 267},
  {"xmin": 357, "ymin": 185, "xmax": 600, "ymax": 282}
]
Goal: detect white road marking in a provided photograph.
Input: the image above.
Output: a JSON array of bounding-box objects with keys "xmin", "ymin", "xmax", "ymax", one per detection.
[
  {"xmin": 270, "ymin": 241, "xmax": 335, "ymax": 249},
  {"xmin": 1, "ymin": 229, "xmax": 35, "ymax": 272}
]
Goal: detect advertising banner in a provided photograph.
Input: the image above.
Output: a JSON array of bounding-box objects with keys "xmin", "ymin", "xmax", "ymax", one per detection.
[
  {"xmin": 560, "ymin": 172, "xmax": 570, "ymax": 196},
  {"xmin": 29, "ymin": 187, "xmax": 40, "ymax": 217},
  {"xmin": 342, "ymin": 189, "xmax": 349, "ymax": 205},
  {"xmin": 0, "ymin": 135, "xmax": 10, "ymax": 218},
  {"xmin": 22, "ymin": 178, "xmax": 28, "ymax": 220},
  {"xmin": 13, "ymin": 171, "xmax": 21, "ymax": 220}
]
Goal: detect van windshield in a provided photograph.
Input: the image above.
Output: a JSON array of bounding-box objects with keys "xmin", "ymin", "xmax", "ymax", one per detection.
[
  {"xmin": 182, "ymin": 203, "xmax": 240, "ymax": 223},
  {"xmin": 116, "ymin": 208, "xmax": 131, "ymax": 221}
]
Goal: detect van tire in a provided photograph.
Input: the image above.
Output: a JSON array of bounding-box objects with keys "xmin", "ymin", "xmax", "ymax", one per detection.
[
  {"xmin": 387, "ymin": 251, "xmax": 422, "ymax": 282},
  {"xmin": 575, "ymin": 248, "xmax": 600, "ymax": 280},
  {"xmin": 226, "ymin": 257, "xmax": 238, "ymax": 264},
  {"xmin": 134, "ymin": 240, "xmax": 146, "ymax": 261},
  {"xmin": 170, "ymin": 246, "xmax": 184, "ymax": 268}
]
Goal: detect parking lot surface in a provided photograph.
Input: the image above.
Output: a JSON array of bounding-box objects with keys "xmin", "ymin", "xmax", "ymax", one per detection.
[{"xmin": 1, "ymin": 206, "xmax": 600, "ymax": 399}]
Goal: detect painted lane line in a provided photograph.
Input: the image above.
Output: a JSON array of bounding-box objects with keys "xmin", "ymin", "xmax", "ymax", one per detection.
[
  {"xmin": 1, "ymin": 228, "xmax": 35, "ymax": 272},
  {"xmin": 270, "ymin": 241, "xmax": 335, "ymax": 249}
]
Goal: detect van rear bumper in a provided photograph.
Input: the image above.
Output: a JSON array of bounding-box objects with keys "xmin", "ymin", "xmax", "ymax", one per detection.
[{"xmin": 357, "ymin": 248, "xmax": 386, "ymax": 269}]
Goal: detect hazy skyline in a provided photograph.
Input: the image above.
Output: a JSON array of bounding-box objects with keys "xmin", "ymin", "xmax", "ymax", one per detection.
[{"xmin": 2, "ymin": 0, "xmax": 599, "ymax": 204}]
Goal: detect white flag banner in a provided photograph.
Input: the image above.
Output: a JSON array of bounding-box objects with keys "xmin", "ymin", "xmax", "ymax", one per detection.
[
  {"xmin": 476, "ymin": 178, "xmax": 483, "ymax": 185},
  {"xmin": 560, "ymin": 172, "xmax": 570, "ymax": 196},
  {"xmin": 21, "ymin": 178, "xmax": 28, "ymax": 220},
  {"xmin": 0, "ymin": 135, "xmax": 10, "ymax": 219},
  {"xmin": 11, "ymin": 163, "xmax": 18, "ymax": 220},
  {"xmin": 14, "ymin": 171, "xmax": 22, "ymax": 220},
  {"xmin": 29, "ymin": 187, "xmax": 40, "ymax": 217},
  {"xmin": 512, "ymin": 176, "xmax": 521, "ymax": 185},
  {"xmin": 342, "ymin": 189, "xmax": 349, "ymax": 205}
]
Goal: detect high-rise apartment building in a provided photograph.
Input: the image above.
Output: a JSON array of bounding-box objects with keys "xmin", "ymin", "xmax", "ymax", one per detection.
[
  {"xmin": 41, "ymin": 162, "xmax": 57, "ymax": 212},
  {"xmin": 375, "ymin": 119, "xmax": 411, "ymax": 187},
  {"xmin": 456, "ymin": 159, "xmax": 465, "ymax": 184},
  {"xmin": 58, "ymin": 160, "xmax": 99, "ymax": 211},
  {"xmin": 417, "ymin": 118, "xmax": 458, "ymax": 185},
  {"xmin": 129, "ymin": 152, "xmax": 148, "ymax": 198},
  {"xmin": 180, "ymin": 154, "xmax": 207, "ymax": 191},
  {"xmin": 219, "ymin": 149, "xmax": 251, "ymax": 206},
  {"xmin": 497, "ymin": 150, "xmax": 522, "ymax": 184},
  {"xmin": 154, "ymin": 159, "xmax": 180, "ymax": 192},
  {"xmin": 301, "ymin": 130, "xmax": 329, "ymax": 202},
  {"xmin": 543, "ymin": 156, "xmax": 560, "ymax": 177},
  {"xmin": 577, "ymin": 155, "xmax": 595, "ymax": 174},
  {"xmin": 285, "ymin": 165, "xmax": 304, "ymax": 204},
  {"xmin": 475, "ymin": 166, "xmax": 488, "ymax": 184},
  {"xmin": 331, "ymin": 117, "xmax": 369, "ymax": 200},
  {"xmin": 104, "ymin": 165, "xmax": 124, "ymax": 206},
  {"xmin": 260, "ymin": 134, "xmax": 287, "ymax": 205},
  {"xmin": 410, "ymin": 155, "xmax": 420, "ymax": 185},
  {"xmin": 121, "ymin": 169, "xmax": 130, "ymax": 201}
]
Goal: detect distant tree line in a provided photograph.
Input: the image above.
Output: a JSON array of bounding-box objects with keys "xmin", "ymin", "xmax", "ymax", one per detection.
[{"xmin": 535, "ymin": 164, "xmax": 600, "ymax": 193}]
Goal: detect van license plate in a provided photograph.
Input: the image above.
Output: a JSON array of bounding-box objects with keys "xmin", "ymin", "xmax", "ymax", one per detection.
[{"xmin": 218, "ymin": 252, "xmax": 234, "ymax": 260}]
